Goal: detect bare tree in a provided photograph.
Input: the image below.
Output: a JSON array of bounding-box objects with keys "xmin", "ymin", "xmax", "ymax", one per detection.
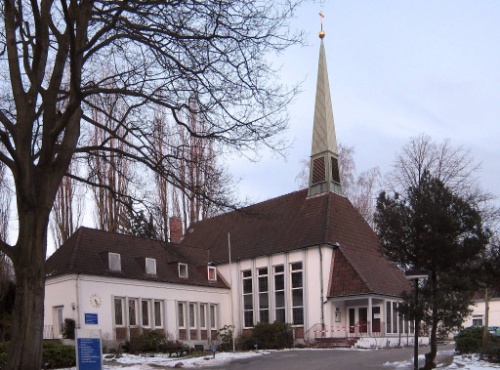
[
  {"xmin": 151, "ymin": 113, "xmax": 173, "ymax": 242},
  {"xmin": 50, "ymin": 162, "xmax": 84, "ymax": 247},
  {"xmin": 152, "ymin": 103, "xmax": 234, "ymax": 237},
  {"xmin": 87, "ymin": 94, "xmax": 135, "ymax": 233},
  {"xmin": 0, "ymin": 1, "xmax": 302, "ymax": 367},
  {"xmin": 386, "ymin": 134, "xmax": 481, "ymax": 195},
  {"xmin": 0, "ymin": 160, "xmax": 13, "ymax": 305},
  {"xmin": 386, "ymin": 133, "xmax": 499, "ymax": 230},
  {"xmin": 0, "ymin": 161, "xmax": 9, "ymax": 244}
]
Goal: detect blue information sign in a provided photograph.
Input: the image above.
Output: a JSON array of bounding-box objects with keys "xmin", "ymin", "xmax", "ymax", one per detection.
[
  {"xmin": 85, "ymin": 313, "xmax": 98, "ymax": 325},
  {"xmin": 77, "ymin": 337, "xmax": 102, "ymax": 370}
]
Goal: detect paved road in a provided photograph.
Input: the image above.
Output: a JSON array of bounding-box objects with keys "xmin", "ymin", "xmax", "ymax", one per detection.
[{"xmin": 206, "ymin": 343, "xmax": 455, "ymax": 370}]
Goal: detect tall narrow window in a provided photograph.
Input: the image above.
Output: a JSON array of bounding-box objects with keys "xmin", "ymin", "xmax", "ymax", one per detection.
[
  {"xmin": 258, "ymin": 267, "xmax": 269, "ymax": 323},
  {"xmin": 274, "ymin": 265, "xmax": 285, "ymax": 322},
  {"xmin": 392, "ymin": 302, "xmax": 398, "ymax": 334},
  {"xmin": 178, "ymin": 302, "xmax": 185, "ymax": 328},
  {"xmin": 290, "ymin": 262, "xmax": 304, "ymax": 325},
  {"xmin": 210, "ymin": 305, "xmax": 217, "ymax": 329},
  {"xmin": 189, "ymin": 303, "xmax": 196, "ymax": 328},
  {"xmin": 242, "ymin": 270, "xmax": 253, "ymax": 327},
  {"xmin": 154, "ymin": 301, "xmax": 163, "ymax": 327},
  {"xmin": 56, "ymin": 307, "xmax": 64, "ymax": 335},
  {"xmin": 142, "ymin": 300, "xmax": 150, "ymax": 327},
  {"xmin": 386, "ymin": 301, "xmax": 392, "ymax": 333},
  {"xmin": 200, "ymin": 304, "xmax": 207, "ymax": 329},
  {"xmin": 129, "ymin": 299, "xmax": 137, "ymax": 326},
  {"xmin": 114, "ymin": 298, "xmax": 124, "ymax": 326}
]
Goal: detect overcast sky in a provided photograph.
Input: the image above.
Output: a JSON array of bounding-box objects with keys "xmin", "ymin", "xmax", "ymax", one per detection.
[{"xmin": 226, "ymin": 0, "xmax": 500, "ymax": 207}]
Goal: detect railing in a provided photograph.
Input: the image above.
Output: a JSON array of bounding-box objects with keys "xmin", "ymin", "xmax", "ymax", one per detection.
[
  {"xmin": 304, "ymin": 321, "xmax": 386, "ymax": 342},
  {"xmin": 43, "ymin": 325, "xmax": 54, "ymax": 339}
]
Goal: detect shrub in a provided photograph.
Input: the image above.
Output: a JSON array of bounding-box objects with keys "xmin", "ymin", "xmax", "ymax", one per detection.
[
  {"xmin": 43, "ymin": 341, "xmax": 76, "ymax": 369},
  {"xmin": 0, "ymin": 341, "xmax": 76, "ymax": 369},
  {"xmin": 218, "ymin": 325, "xmax": 234, "ymax": 351},
  {"xmin": 455, "ymin": 327, "xmax": 491, "ymax": 354},
  {"xmin": 240, "ymin": 321, "xmax": 294, "ymax": 350},
  {"xmin": 0, "ymin": 352, "xmax": 6, "ymax": 370},
  {"xmin": 482, "ymin": 338, "xmax": 500, "ymax": 362},
  {"xmin": 141, "ymin": 330, "xmax": 168, "ymax": 352},
  {"xmin": 62, "ymin": 318, "xmax": 76, "ymax": 340},
  {"xmin": 124, "ymin": 330, "xmax": 188, "ymax": 355}
]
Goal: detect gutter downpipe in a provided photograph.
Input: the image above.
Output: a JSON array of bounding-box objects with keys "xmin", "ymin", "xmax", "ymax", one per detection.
[
  {"xmin": 228, "ymin": 233, "xmax": 236, "ymax": 352},
  {"xmin": 76, "ymin": 274, "xmax": 81, "ymax": 329}
]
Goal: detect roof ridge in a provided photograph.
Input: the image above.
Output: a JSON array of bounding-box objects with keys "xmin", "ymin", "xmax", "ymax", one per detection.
[{"xmin": 188, "ymin": 189, "xmax": 309, "ymax": 228}]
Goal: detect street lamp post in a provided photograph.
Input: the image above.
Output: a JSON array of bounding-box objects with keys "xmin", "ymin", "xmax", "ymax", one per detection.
[{"xmin": 406, "ymin": 270, "xmax": 428, "ymax": 370}]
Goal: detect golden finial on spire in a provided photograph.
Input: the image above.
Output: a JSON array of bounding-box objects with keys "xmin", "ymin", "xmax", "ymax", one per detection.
[{"xmin": 319, "ymin": 10, "xmax": 325, "ymax": 39}]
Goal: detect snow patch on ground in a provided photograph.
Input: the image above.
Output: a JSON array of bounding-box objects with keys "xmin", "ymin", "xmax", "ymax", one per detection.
[
  {"xmin": 384, "ymin": 351, "xmax": 500, "ymax": 369},
  {"xmin": 54, "ymin": 348, "xmax": 500, "ymax": 369}
]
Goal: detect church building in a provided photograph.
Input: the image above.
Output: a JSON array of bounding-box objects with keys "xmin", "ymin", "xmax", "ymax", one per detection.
[{"xmin": 44, "ymin": 24, "xmax": 422, "ymax": 349}]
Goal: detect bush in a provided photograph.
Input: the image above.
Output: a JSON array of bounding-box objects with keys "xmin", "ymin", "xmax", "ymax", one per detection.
[
  {"xmin": 124, "ymin": 330, "xmax": 189, "ymax": 355},
  {"xmin": 0, "ymin": 341, "xmax": 76, "ymax": 369},
  {"xmin": 141, "ymin": 330, "xmax": 168, "ymax": 352},
  {"xmin": 239, "ymin": 321, "xmax": 294, "ymax": 350},
  {"xmin": 42, "ymin": 341, "xmax": 76, "ymax": 369},
  {"xmin": 482, "ymin": 338, "xmax": 500, "ymax": 362},
  {"xmin": 62, "ymin": 318, "xmax": 76, "ymax": 340},
  {"xmin": 218, "ymin": 325, "xmax": 234, "ymax": 351},
  {"xmin": 455, "ymin": 326, "xmax": 491, "ymax": 354},
  {"xmin": 0, "ymin": 352, "xmax": 6, "ymax": 370}
]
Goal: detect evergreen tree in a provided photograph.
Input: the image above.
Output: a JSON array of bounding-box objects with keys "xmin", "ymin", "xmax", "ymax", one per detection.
[{"xmin": 375, "ymin": 173, "xmax": 490, "ymax": 370}]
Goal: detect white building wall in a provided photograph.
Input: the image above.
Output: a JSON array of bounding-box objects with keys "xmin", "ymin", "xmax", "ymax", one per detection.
[
  {"xmin": 44, "ymin": 273, "xmax": 231, "ymax": 344},
  {"xmin": 464, "ymin": 298, "xmax": 500, "ymax": 327},
  {"xmin": 215, "ymin": 245, "xmax": 337, "ymax": 339},
  {"xmin": 44, "ymin": 276, "xmax": 79, "ymax": 338}
]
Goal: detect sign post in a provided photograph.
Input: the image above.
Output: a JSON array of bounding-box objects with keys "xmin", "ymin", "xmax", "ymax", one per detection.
[{"xmin": 75, "ymin": 329, "xmax": 103, "ymax": 370}]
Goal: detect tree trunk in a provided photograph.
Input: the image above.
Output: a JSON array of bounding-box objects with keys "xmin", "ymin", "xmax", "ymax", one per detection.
[
  {"xmin": 6, "ymin": 214, "xmax": 49, "ymax": 369},
  {"xmin": 482, "ymin": 288, "xmax": 490, "ymax": 349},
  {"xmin": 423, "ymin": 273, "xmax": 439, "ymax": 370}
]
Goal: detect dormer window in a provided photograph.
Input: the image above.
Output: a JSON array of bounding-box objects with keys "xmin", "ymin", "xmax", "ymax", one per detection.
[
  {"xmin": 178, "ymin": 263, "xmax": 188, "ymax": 278},
  {"xmin": 145, "ymin": 258, "xmax": 156, "ymax": 275},
  {"xmin": 208, "ymin": 266, "xmax": 217, "ymax": 281},
  {"xmin": 109, "ymin": 252, "xmax": 121, "ymax": 271}
]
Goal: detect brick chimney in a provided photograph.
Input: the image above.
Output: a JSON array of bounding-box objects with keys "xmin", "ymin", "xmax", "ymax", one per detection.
[{"xmin": 169, "ymin": 216, "xmax": 183, "ymax": 243}]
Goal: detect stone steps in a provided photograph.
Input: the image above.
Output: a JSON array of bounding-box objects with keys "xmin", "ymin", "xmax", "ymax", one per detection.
[{"xmin": 312, "ymin": 337, "xmax": 359, "ymax": 348}]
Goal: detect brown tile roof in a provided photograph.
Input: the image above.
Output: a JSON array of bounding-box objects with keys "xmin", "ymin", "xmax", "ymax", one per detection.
[
  {"xmin": 181, "ymin": 189, "xmax": 410, "ymax": 298},
  {"xmin": 46, "ymin": 227, "xmax": 228, "ymax": 289}
]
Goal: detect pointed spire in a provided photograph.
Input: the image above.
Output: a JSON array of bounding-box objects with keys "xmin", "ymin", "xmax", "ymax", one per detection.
[{"xmin": 308, "ymin": 14, "xmax": 343, "ymax": 197}]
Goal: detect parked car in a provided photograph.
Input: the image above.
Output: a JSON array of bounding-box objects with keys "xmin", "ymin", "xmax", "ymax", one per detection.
[
  {"xmin": 488, "ymin": 326, "xmax": 500, "ymax": 336},
  {"xmin": 454, "ymin": 326, "xmax": 500, "ymax": 341}
]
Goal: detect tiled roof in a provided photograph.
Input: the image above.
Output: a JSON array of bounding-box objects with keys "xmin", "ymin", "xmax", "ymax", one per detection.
[
  {"xmin": 181, "ymin": 189, "xmax": 410, "ymax": 298},
  {"xmin": 46, "ymin": 227, "xmax": 228, "ymax": 289}
]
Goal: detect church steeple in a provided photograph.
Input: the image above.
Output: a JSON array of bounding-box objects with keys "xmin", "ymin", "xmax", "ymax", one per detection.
[{"xmin": 308, "ymin": 13, "xmax": 343, "ymax": 197}]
